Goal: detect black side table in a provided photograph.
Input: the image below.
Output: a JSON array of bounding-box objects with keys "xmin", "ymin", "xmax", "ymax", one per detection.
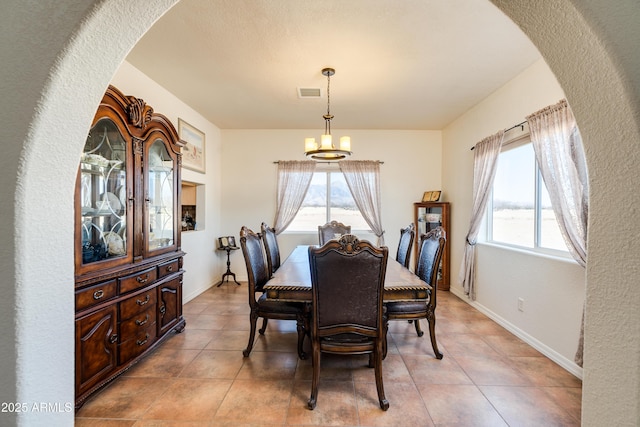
[{"xmin": 216, "ymin": 246, "xmax": 241, "ymax": 286}]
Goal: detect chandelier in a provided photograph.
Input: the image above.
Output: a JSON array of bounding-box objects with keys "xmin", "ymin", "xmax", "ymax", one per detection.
[{"xmin": 304, "ymin": 68, "xmax": 352, "ymax": 160}]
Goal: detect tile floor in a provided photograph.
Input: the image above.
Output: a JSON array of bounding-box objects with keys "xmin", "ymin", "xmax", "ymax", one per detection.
[{"xmin": 76, "ymin": 284, "xmax": 582, "ymax": 426}]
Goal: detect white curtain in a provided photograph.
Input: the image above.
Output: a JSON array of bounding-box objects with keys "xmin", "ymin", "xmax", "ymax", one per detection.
[
  {"xmin": 458, "ymin": 130, "xmax": 504, "ymax": 300},
  {"xmin": 526, "ymin": 99, "xmax": 588, "ymax": 267},
  {"xmin": 526, "ymin": 99, "xmax": 588, "ymax": 367},
  {"xmin": 273, "ymin": 160, "xmax": 316, "ymax": 234},
  {"xmin": 339, "ymin": 160, "xmax": 385, "ymax": 245}
]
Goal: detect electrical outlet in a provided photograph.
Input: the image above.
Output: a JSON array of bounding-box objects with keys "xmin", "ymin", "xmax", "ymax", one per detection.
[{"xmin": 518, "ymin": 297, "xmax": 525, "ymax": 312}]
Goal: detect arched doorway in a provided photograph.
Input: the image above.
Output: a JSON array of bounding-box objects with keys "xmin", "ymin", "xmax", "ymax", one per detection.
[{"xmin": 3, "ymin": 1, "xmax": 638, "ymax": 425}]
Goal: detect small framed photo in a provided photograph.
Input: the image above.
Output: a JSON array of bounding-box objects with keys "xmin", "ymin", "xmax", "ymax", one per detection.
[
  {"xmin": 178, "ymin": 119, "xmax": 206, "ymax": 173},
  {"xmin": 218, "ymin": 236, "xmax": 237, "ymax": 249},
  {"xmin": 422, "ymin": 191, "xmax": 441, "ymax": 202}
]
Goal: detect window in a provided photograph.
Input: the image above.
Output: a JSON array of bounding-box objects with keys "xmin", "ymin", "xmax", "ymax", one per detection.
[
  {"xmin": 487, "ymin": 136, "xmax": 567, "ymax": 254},
  {"xmin": 286, "ymin": 171, "xmax": 369, "ymax": 232}
]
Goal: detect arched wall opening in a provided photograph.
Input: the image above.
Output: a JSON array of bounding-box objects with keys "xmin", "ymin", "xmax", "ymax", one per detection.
[{"xmin": 3, "ymin": 1, "xmax": 638, "ymax": 425}]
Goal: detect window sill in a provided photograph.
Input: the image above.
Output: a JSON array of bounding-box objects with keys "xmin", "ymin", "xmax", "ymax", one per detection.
[{"xmin": 478, "ymin": 241, "xmax": 579, "ymax": 265}]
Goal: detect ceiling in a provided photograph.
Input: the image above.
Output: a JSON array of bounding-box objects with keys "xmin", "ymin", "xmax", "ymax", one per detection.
[{"xmin": 126, "ymin": 0, "xmax": 541, "ymax": 130}]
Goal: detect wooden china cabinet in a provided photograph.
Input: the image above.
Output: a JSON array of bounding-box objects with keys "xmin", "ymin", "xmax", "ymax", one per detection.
[
  {"xmin": 414, "ymin": 202, "xmax": 451, "ymax": 291},
  {"xmin": 74, "ymin": 85, "xmax": 186, "ymax": 409}
]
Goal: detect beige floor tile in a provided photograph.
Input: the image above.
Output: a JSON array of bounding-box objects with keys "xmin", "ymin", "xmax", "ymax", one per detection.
[
  {"xmin": 179, "ymin": 350, "xmax": 244, "ymax": 379},
  {"xmin": 403, "ymin": 354, "xmax": 473, "ymax": 385},
  {"xmin": 416, "ymin": 383, "xmax": 507, "ymax": 426},
  {"xmin": 509, "ymin": 356, "xmax": 583, "ymax": 387},
  {"xmin": 75, "ymin": 420, "xmax": 136, "ymax": 427},
  {"xmin": 453, "ymin": 354, "xmax": 531, "ymax": 386},
  {"xmin": 481, "ymin": 385, "xmax": 580, "ymax": 426},
  {"xmin": 161, "ymin": 328, "xmax": 219, "ymax": 350},
  {"xmin": 213, "ymin": 379, "xmax": 293, "ymax": 424},
  {"xmin": 355, "ymin": 381, "xmax": 432, "ymax": 427},
  {"xmin": 204, "ymin": 329, "xmax": 253, "ymax": 352},
  {"xmin": 76, "ymin": 378, "xmax": 170, "ymax": 419},
  {"xmin": 287, "ymin": 380, "xmax": 359, "ymax": 426},
  {"xmin": 142, "ymin": 378, "xmax": 231, "ymax": 421},
  {"xmin": 122, "ymin": 347, "xmax": 201, "ymax": 378},
  {"xmin": 236, "ymin": 350, "xmax": 299, "ymax": 380}
]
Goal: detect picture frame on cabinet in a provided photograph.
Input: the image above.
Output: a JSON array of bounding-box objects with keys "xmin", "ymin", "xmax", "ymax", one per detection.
[
  {"xmin": 422, "ymin": 190, "xmax": 441, "ymax": 202},
  {"xmin": 178, "ymin": 118, "xmax": 206, "ymax": 173}
]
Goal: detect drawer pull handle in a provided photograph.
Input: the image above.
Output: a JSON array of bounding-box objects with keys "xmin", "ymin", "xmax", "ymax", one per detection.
[
  {"xmin": 110, "ymin": 334, "xmax": 118, "ymax": 344},
  {"xmin": 166, "ymin": 265, "xmax": 174, "ymax": 272},
  {"xmin": 136, "ymin": 295, "xmax": 151, "ymax": 306},
  {"xmin": 136, "ymin": 334, "xmax": 150, "ymax": 346},
  {"xmin": 135, "ymin": 314, "xmax": 149, "ymax": 326},
  {"xmin": 136, "ymin": 274, "xmax": 150, "ymax": 284},
  {"xmin": 93, "ymin": 290, "xmax": 104, "ymax": 300}
]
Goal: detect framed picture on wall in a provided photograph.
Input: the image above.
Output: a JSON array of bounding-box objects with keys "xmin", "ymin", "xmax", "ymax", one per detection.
[{"xmin": 178, "ymin": 118, "xmax": 206, "ymax": 173}]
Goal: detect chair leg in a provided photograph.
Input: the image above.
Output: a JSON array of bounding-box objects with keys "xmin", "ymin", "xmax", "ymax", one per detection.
[
  {"xmin": 258, "ymin": 317, "xmax": 268, "ymax": 334},
  {"xmin": 307, "ymin": 344, "xmax": 320, "ymax": 410},
  {"xmin": 374, "ymin": 342, "xmax": 389, "ymax": 411},
  {"xmin": 426, "ymin": 310, "xmax": 443, "ymax": 359},
  {"xmin": 413, "ymin": 319, "xmax": 424, "ymax": 337},
  {"xmin": 296, "ymin": 316, "xmax": 306, "ymax": 360},
  {"xmin": 243, "ymin": 311, "xmax": 259, "ymax": 357}
]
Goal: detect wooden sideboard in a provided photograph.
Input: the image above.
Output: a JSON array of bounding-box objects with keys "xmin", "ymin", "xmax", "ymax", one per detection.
[{"xmin": 74, "ymin": 86, "xmax": 186, "ymax": 409}]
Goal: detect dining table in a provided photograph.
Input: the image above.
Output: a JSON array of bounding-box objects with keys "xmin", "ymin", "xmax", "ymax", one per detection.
[{"xmin": 263, "ymin": 245, "xmax": 431, "ymax": 302}]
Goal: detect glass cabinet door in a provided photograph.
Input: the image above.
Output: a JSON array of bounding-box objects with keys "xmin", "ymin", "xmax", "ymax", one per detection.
[
  {"xmin": 79, "ymin": 119, "xmax": 128, "ymax": 265},
  {"xmin": 146, "ymin": 139, "xmax": 175, "ymax": 252},
  {"xmin": 416, "ymin": 205, "xmax": 443, "ymax": 235}
]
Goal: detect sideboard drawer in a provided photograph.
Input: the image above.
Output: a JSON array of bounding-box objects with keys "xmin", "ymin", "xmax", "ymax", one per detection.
[
  {"xmin": 158, "ymin": 259, "xmax": 180, "ymax": 279},
  {"xmin": 76, "ymin": 280, "xmax": 117, "ymax": 311},
  {"xmin": 120, "ymin": 289, "xmax": 157, "ymax": 320},
  {"xmin": 120, "ymin": 305, "xmax": 156, "ymax": 338},
  {"xmin": 119, "ymin": 267, "xmax": 157, "ymax": 294},
  {"xmin": 119, "ymin": 323, "xmax": 157, "ymax": 363}
]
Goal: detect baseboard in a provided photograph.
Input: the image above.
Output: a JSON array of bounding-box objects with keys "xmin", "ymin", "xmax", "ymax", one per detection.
[
  {"xmin": 449, "ymin": 287, "xmax": 583, "ymax": 380},
  {"xmin": 183, "ymin": 281, "xmax": 216, "ymax": 304}
]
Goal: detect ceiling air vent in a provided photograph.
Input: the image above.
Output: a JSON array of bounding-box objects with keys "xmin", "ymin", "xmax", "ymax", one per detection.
[{"xmin": 297, "ymin": 87, "xmax": 321, "ymax": 98}]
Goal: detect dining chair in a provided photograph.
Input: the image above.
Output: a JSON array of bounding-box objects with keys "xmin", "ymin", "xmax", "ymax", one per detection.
[
  {"xmin": 395, "ymin": 223, "xmax": 415, "ymax": 268},
  {"xmin": 260, "ymin": 222, "xmax": 280, "ymax": 277},
  {"xmin": 239, "ymin": 226, "xmax": 307, "ymax": 359},
  {"xmin": 317, "ymin": 220, "xmax": 351, "ymax": 245},
  {"xmin": 307, "ymin": 234, "xmax": 390, "ymax": 411},
  {"xmin": 385, "ymin": 227, "xmax": 446, "ymax": 359}
]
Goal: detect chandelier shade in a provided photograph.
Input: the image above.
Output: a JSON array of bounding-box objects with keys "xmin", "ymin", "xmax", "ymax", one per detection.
[{"xmin": 304, "ymin": 68, "xmax": 352, "ymax": 161}]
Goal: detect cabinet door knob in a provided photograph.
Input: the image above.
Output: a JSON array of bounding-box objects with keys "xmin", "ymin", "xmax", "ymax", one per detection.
[
  {"xmin": 136, "ymin": 294, "xmax": 151, "ymax": 306},
  {"xmin": 109, "ymin": 334, "xmax": 118, "ymax": 344},
  {"xmin": 93, "ymin": 289, "xmax": 104, "ymax": 300}
]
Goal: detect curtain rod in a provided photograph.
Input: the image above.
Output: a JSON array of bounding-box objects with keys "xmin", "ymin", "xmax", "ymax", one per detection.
[
  {"xmin": 273, "ymin": 160, "xmax": 384, "ymax": 164},
  {"xmin": 470, "ymin": 120, "xmax": 527, "ymax": 150}
]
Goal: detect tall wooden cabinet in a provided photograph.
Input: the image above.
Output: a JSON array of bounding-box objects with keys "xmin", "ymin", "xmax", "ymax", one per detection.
[
  {"xmin": 414, "ymin": 202, "xmax": 450, "ymax": 291},
  {"xmin": 74, "ymin": 86, "xmax": 186, "ymax": 409}
]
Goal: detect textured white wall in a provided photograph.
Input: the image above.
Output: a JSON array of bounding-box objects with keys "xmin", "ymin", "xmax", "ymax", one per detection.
[
  {"xmin": 0, "ymin": 1, "xmax": 179, "ymax": 426},
  {"xmin": 111, "ymin": 61, "xmax": 224, "ymax": 302},
  {"xmin": 1, "ymin": 1, "xmax": 639, "ymax": 426},
  {"xmin": 221, "ymin": 129, "xmax": 442, "ymax": 278}
]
